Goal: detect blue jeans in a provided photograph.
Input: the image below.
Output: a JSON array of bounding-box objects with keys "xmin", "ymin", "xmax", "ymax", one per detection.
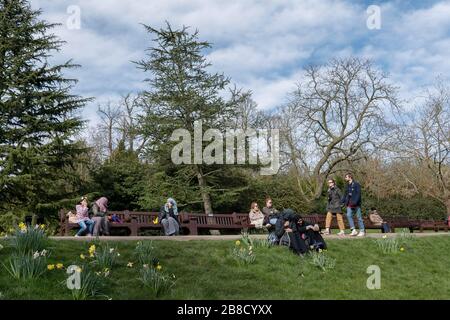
[
  {"xmin": 77, "ymin": 219, "xmax": 95, "ymax": 236},
  {"xmin": 346, "ymin": 207, "xmax": 365, "ymax": 231}
]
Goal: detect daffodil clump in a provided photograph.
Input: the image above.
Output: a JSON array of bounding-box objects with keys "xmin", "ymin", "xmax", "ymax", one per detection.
[
  {"xmin": 92, "ymin": 244, "xmax": 120, "ymax": 269},
  {"xmin": 139, "ymin": 261, "xmax": 176, "ymax": 298},
  {"xmin": 231, "ymin": 238, "xmax": 256, "ymax": 265},
  {"xmin": 4, "ymin": 249, "xmax": 49, "ymax": 280},
  {"xmin": 309, "ymin": 249, "xmax": 336, "ymax": 272},
  {"xmin": 375, "ymin": 235, "xmax": 401, "ymax": 254},
  {"xmin": 10, "ymin": 223, "xmax": 48, "ymax": 256}
]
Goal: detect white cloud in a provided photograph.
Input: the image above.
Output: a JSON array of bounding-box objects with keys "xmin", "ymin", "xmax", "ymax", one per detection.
[{"xmin": 30, "ymin": 0, "xmax": 450, "ymax": 123}]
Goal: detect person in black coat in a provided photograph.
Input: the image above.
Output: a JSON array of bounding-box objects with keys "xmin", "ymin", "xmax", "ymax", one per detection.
[
  {"xmin": 324, "ymin": 179, "xmax": 345, "ymax": 235},
  {"xmin": 275, "ymin": 209, "xmax": 310, "ymax": 255},
  {"xmin": 297, "ymin": 216, "xmax": 327, "ymax": 251}
]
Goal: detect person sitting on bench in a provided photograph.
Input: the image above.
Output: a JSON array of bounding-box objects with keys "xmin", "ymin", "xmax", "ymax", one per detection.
[
  {"xmin": 75, "ymin": 197, "xmax": 95, "ymax": 237},
  {"xmin": 159, "ymin": 198, "xmax": 180, "ymax": 236},
  {"xmin": 91, "ymin": 196, "xmax": 110, "ymax": 236},
  {"xmin": 368, "ymin": 208, "xmax": 391, "ymax": 233},
  {"xmin": 249, "ymin": 202, "xmax": 265, "ymax": 228}
]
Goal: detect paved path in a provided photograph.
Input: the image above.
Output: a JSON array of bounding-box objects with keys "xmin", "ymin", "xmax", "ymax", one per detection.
[{"xmin": 50, "ymin": 232, "xmax": 450, "ymax": 241}]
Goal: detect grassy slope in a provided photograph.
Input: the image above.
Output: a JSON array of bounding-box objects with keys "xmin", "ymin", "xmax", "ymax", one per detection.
[{"xmin": 1, "ymin": 236, "xmax": 450, "ymax": 300}]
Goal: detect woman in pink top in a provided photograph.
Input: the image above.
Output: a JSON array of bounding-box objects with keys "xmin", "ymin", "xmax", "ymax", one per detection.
[{"xmin": 75, "ymin": 197, "xmax": 95, "ymax": 237}]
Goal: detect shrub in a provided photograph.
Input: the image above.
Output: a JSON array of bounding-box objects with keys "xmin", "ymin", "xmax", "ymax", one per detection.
[
  {"xmin": 3, "ymin": 250, "xmax": 48, "ymax": 280},
  {"xmin": 138, "ymin": 265, "xmax": 176, "ymax": 298},
  {"xmin": 309, "ymin": 250, "xmax": 336, "ymax": 272}
]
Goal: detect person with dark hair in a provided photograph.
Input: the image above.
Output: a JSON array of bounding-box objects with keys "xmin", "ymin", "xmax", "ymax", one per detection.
[
  {"xmin": 262, "ymin": 197, "xmax": 280, "ymax": 227},
  {"xmin": 297, "ymin": 216, "xmax": 327, "ymax": 251},
  {"xmin": 368, "ymin": 208, "xmax": 391, "ymax": 233},
  {"xmin": 159, "ymin": 198, "xmax": 179, "ymax": 236},
  {"xmin": 342, "ymin": 173, "xmax": 365, "ymax": 236},
  {"xmin": 324, "ymin": 178, "xmax": 345, "ymax": 236}
]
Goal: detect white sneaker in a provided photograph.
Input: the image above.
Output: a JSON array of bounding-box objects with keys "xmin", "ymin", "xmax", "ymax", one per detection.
[
  {"xmin": 323, "ymin": 228, "xmax": 331, "ymax": 235},
  {"xmin": 350, "ymin": 229, "xmax": 358, "ymax": 236},
  {"xmin": 337, "ymin": 230, "xmax": 345, "ymax": 236},
  {"xmin": 74, "ymin": 234, "xmax": 79, "ymax": 237},
  {"xmin": 357, "ymin": 231, "xmax": 366, "ymax": 237}
]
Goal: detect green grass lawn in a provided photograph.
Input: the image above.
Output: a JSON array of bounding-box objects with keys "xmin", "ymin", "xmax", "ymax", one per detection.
[{"xmin": 1, "ymin": 236, "xmax": 450, "ymax": 300}]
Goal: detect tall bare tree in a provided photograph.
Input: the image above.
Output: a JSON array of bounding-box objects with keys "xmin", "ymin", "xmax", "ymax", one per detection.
[
  {"xmin": 395, "ymin": 81, "xmax": 450, "ymax": 214},
  {"xmin": 281, "ymin": 58, "xmax": 398, "ymax": 200},
  {"xmin": 97, "ymin": 101, "xmax": 122, "ymax": 159}
]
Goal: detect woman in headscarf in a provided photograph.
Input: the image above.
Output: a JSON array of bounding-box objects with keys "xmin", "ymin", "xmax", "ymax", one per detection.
[
  {"xmin": 159, "ymin": 198, "xmax": 180, "ymax": 236},
  {"xmin": 92, "ymin": 196, "xmax": 110, "ymax": 236}
]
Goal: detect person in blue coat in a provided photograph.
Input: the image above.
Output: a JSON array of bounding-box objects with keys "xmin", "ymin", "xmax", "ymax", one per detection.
[{"xmin": 342, "ymin": 173, "xmax": 365, "ymax": 236}]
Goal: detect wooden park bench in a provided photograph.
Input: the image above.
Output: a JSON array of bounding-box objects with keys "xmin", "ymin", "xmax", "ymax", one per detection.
[{"xmin": 59, "ymin": 209, "xmax": 254, "ymax": 236}]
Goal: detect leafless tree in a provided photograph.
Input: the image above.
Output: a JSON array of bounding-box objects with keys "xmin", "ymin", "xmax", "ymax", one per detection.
[
  {"xmin": 97, "ymin": 101, "xmax": 122, "ymax": 158},
  {"xmin": 281, "ymin": 58, "xmax": 399, "ymax": 200},
  {"xmin": 395, "ymin": 81, "xmax": 450, "ymax": 214}
]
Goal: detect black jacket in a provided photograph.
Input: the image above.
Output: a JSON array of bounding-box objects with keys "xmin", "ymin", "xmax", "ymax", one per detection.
[
  {"xmin": 327, "ymin": 186, "xmax": 343, "ymax": 213},
  {"xmin": 274, "ymin": 209, "xmax": 302, "ymax": 238},
  {"xmin": 342, "ymin": 181, "xmax": 362, "ymax": 207}
]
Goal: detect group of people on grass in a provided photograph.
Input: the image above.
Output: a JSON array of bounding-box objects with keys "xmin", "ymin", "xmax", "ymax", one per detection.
[{"xmin": 248, "ymin": 173, "xmax": 391, "ymax": 254}]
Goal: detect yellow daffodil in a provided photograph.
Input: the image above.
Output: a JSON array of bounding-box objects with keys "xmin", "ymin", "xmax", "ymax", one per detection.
[
  {"xmin": 56, "ymin": 263, "xmax": 64, "ymax": 270},
  {"xmin": 400, "ymin": 247, "xmax": 405, "ymax": 252},
  {"xmin": 76, "ymin": 267, "xmax": 82, "ymax": 273},
  {"xmin": 382, "ymin": 235, "xmax": 387, "ymax": 239},
  {"xmin": 39, "ymin": 224, "xmax": 46, "ymax": 230},
  {"xmin": 47, "ymin": 264, "xmax": 55, "ymax": 271},
  {"xmin": 88, "ymin": 245, "xmax": 96, "ymax": 254},
  {"xmin": 235, "ymin": 240, "xmax": 241, "ymax": 246},
  {"xmin": 127, "ymin": 262, "xmax": 133, "ymax": 268},
  {"xmin": 156, "ymin": 264, "xmax": 162, "ymax": 271},
  {"xmin": 153, "ymin": 217, "xmax": 159, "ymax": 224},
  {"xmin": 80, "ymin": 254, "xmax": 86, "ymax": 260}
]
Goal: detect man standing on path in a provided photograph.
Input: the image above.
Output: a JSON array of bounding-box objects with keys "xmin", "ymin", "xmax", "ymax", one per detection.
[{"xmin": 342, "ymin": 173, "xmax": 365, "ymax": 237}]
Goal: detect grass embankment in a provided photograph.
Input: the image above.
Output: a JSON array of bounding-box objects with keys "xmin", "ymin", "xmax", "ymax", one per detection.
[{"xmin": 1, "ymin": 236, "xmax": 450, "ymax": 299}]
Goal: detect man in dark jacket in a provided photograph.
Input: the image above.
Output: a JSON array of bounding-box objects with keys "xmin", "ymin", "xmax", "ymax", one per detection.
[{"xmin": 342, "ymin": 173, "xmax": 365, "ymax": 236}]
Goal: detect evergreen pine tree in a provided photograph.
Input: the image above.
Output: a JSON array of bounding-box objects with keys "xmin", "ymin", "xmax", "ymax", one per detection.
[{"xmin": 0, "ymin": 0, "xmax": 90, "ymax": 227}]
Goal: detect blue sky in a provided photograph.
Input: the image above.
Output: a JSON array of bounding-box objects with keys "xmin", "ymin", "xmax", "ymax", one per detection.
[{"xmin": 30, "ymin": 0, "xmax": 450, "ymax": 126}]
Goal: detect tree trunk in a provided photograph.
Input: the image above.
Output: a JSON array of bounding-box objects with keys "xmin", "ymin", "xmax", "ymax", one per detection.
[{"xmin": 195, "ymin": 165, "xmax": 213, "ymax": 215}]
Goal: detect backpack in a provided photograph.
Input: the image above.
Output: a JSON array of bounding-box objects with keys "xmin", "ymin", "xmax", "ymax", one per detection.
[
  {"xmin": 279, "ymin": 232, "xmax": 291, "ymax": 247},
  {"xmin": 267, "ymin": 232, "xmax": 279, "ymax": 245}
]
